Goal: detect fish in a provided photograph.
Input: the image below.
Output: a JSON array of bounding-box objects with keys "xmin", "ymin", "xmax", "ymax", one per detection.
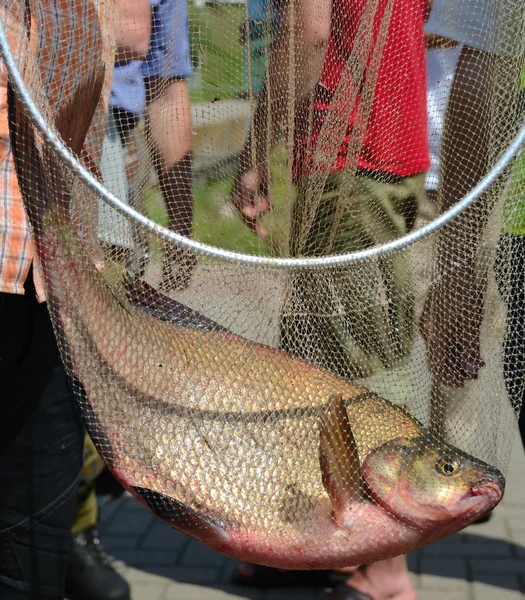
[{"xmin": 9, "ymin": 66, "xmax": 505, "ymax": 570}]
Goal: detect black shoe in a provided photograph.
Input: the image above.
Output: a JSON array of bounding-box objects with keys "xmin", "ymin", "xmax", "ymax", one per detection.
[{"xmin": 65, "ymin": 526, "xmax": 130, "ymax": 600}]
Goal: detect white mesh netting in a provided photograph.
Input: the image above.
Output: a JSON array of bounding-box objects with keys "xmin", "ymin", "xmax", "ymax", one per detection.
[{"xmin": 2, "ymin": 0, "xmax": 525, "ymax": 569}]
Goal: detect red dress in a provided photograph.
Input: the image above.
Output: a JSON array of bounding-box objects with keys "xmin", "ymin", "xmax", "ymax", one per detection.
[{"xmin": 294, "ymin": 0, "xmax": 430, "ymax": 178}]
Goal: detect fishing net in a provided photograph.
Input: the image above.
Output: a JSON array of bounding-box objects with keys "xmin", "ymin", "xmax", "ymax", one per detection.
[{"xmin": 2, "ymin": 0, "xmax": 525, "ymax": 567}]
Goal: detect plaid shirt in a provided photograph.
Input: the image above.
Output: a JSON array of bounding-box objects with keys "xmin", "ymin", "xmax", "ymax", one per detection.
[{"xmin": 0, "ymin": 0, "xmax": 116, "ymax": 302}]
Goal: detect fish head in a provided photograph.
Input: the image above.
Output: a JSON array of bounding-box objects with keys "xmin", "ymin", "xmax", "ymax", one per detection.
[{"xmin": 362, "ymin": 434, "xmax": 505, "ymax": 534}]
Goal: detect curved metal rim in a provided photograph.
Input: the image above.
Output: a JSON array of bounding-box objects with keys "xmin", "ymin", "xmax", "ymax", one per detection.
[{"xmin": 2, "ymin": 21, "xmax": 525, "ymax": 269}]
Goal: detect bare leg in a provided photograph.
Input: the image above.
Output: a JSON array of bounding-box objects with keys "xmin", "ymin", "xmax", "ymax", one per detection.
[
  {"xmin": 146, "ymin": 76, "xmax": 196, "ymax": 290},
  {"xmin": 335, "ymin": 556, "xmax": 416, "ymax": 600}
]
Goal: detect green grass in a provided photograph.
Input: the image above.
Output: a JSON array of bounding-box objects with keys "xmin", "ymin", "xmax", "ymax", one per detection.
[
  {"xmin": 143, "ymin": 144, "xmax": 295, "ymax": 257},
  {"xmin": 502, "ymin": 147, "xmax": 525, "ymax": 235},
  {"xmin": 188, "ymin": 4, "xmax": 246, "ymax": 103}
]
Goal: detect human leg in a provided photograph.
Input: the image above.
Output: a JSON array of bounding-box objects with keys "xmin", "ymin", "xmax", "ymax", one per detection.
[
  {"xmin": 0, "ymin": 282, "xmax": 84, "ymax": 600},
  {"xmin": 324, "ymin": 556, "xmax": 416, "ymax": 600},
  {"xmin": 495, "ymin": 234, "xmax": 525, "ymax": 450},
  {"xmin": 66, "ymin": 435, "xmax": 130, "ymax": 600},
  {"xmin": 281, "ymin": 171, "xmax": 426, "ymax": 386},
  {"xmin": 280, "ymin": 172, "xmax": 424, "ymax": 598},
  {"xmin": 143, "ymin": 0, "xmax": 196, "ymax": 290},
  {"xmin": 145, "ymin": 77, "xmax": 195, "ymax": 290}
]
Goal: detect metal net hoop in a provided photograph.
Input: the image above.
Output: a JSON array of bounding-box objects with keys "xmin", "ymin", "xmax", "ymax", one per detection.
[{"xmin": 2, "ymin": 16, "xmax": 525, "ymax": 269}]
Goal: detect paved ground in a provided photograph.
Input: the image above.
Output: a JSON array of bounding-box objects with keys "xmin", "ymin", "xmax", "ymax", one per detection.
[{"xmin": 97, "ymin": 435, "xmax": 525, "ymax": 600}]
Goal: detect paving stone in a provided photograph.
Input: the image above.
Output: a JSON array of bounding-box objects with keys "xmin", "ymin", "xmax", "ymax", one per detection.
[
  {"xmin": 101, "ymin": 535, "xmax": 140, "ymax": 551},
  {"xmin": 471, "ymin": 558, "xmax": 525, "ymax": 575},
  {"xmin": 420, "ymin": 574, "xmax": 470, "ymax": 591},
  {"xmin": 130, "ymin": 582, "xmax": 168, "ymax": 600},
  {"xmin": 124, "ymin": 566, "xmax": 175, "ymax": 585},
  {"xmin": 179, "ymin": 540, "xmax": 226, "ymax": 567},
  {"xmin": 420, "ymin": 557, "xmax": 468, "ymax": 580},
  {"xmin": 406, "ymin": 551, "xmax": 420, "ymax": 573},
  {"xmin": 422, "ymin": 540, "xmax": 512, "ymax": 557},
  {"xmin": 505, "ymin": 527, "xmax": 525, "ymax": 557},
  {"xmin": 433, "ymin": 533, "xmax": 466, "ymax": 545},
  {"xmin": 164, "ymin": 583, "xmax": 264, "ymax": 600},
  {"xmin": 505, "ymin": 517, "xmax": 525, "ymax": 534},
  {"xmin": 112, "ymin": 550, "xmax": 178, "ymax": 566},
  {"xmin": 119, "ymin": 495, "xmax": 149, "ymax": 511},
  {"xmin": 475, "ymin": 573, "xmax": 521, "ymax": 591},
  {"xmin": 417, "ymin": 589, "xmax": 469, "ymax": 600},
  {"xmin": 217, "ymin": 558, "xmax": 240, "ymax": 584},
  {"xmin": 497, "ymin": 484, "xmax": 525, "ymax": 507},
  {"xmin": 408, "ymin": 573, "xmax": 420, "ymax": 590},
  {"xmin": 99, "ymin": 497, "xmax": 125, "ymax": 524},
  {"xmin": 148, "ymin": 566, "xmax": 221, "ymax": 584},
  {"xmin": 106, "ymin": 509, "xmax": 154, "ymax": 535},
  {"xmin": 499, "ymin": 504, "xmax": 525, "ymax": 519},
  {"xmin": 141, "ymin": 521, "xmax": 188, "ymax": 551},
  {"xmin": 472, "ymin": 577, "xmax": 522, "ymax": 600},
  {"xmin": 463, "ymin": 516, "xmax": 508, "ymax": 539}
]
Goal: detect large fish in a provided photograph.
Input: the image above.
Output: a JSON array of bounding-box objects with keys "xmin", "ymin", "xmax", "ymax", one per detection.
[{"xmin": 10, "ymin": 67, "xmax": 504, "ymax": 570}]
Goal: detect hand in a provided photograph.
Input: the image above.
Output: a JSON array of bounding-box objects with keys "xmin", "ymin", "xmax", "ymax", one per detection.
[
  {"xmin": 231, "ymin": 166, "xmax": 271, "ymax": 238},
  {"xmin": 420, "ymin": 268, "xmax": 486, "ymax": 388}
]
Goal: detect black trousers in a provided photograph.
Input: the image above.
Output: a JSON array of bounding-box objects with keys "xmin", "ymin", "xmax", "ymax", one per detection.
[
  {"xmin": 496, "ymin": 234, "xmax": 525, "ymax": 447},
  {"xmin": 0, "ymin": 275, "xmax": 83, "ymax": 599}
]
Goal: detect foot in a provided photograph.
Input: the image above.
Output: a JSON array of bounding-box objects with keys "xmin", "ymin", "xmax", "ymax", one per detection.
[
  {"xmin": 160, "ymin": 247, "xmax": 197, "ymax": 292},
  {"xmin": 331, "ymin": 566, "xmax": 417, "ymax": 600},
  {"xmin": 320, "ymin": 583, "xmax": 373, "ymax": 600},
  {"xmin": 65, "ymin": 526, "xmax": 130, "ymax": 600}
]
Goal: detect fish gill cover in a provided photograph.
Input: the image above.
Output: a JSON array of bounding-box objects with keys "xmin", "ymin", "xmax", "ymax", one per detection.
[{"xmin": 2, "ymin": 0, "xmax": 525, "ymax": 568}]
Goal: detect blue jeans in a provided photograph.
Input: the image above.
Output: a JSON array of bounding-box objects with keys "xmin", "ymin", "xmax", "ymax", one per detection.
[{"xmin": 0, "ymin": 275, "xmax": 83, "ymax": 599}]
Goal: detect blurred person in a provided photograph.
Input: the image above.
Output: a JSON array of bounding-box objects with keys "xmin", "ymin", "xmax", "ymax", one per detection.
[
  {"xmin": 231, "ymin": 0, "xmax": 430, "ymax": 597},
  {"xmin": 99, "ymin": 2, "xmax": 152, "ymax": 277},
  {"xmin": 424, "ymin": 38, "xmax": 461, "ymax": 207},
  {"xmin": 420, "ymin": 1, "xmax": 525, "ymax": 433},
  {"xmin": 65, "ymin": 4, "xmax": 153, "ymax": 598},
  {"xmin": 239, "ymin": 0, "xmax": 278, "ymax": 96},
  {"xmin": 101, "ymin": 0, "xmax": 196, "ymax": 290},
  {"xmin": 423, "ymin": 28, "xmax": 501, "ymax": 527},
  {"xmin": 143, "ymin": 0, "xmax": 196, "ymax": 290},
  {"xmin": 0, "ymin": 0, "xmax": 113, "ymax": 598},
  {"xmin": 66, "ymin": 436, "xmax": 130, "ymax": 600},
  {"xmin": 494, "ymin": 74, "xmax": 525, "ymax": 449}
]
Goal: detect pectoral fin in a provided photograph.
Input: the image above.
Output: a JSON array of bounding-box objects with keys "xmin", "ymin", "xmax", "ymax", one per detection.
[
  {"xmin": 122, "ymin": 274, "xmax": 225, "ymax": 331},
  {"xmin": 319, "ymin": 395, "xmax": 363, "ymax": 520},
  {"xmin": 131, "ymin": 486, "xmax": 231, "ymax": 547}
]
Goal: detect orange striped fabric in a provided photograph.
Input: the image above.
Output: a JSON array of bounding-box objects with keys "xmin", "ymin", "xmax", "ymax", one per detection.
[{"xmin": 0, "ymin": 0, "xmax": 116, "ymax": 302}]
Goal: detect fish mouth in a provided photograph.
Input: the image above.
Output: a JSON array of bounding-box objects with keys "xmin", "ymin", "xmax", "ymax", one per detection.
[
  {"xmin": 462, "ymin": 472, "xmax": 505, "ymax": 521},
  {"xmin": 469, "ymin": 471, "xmax": 505, "ymax": 501}
]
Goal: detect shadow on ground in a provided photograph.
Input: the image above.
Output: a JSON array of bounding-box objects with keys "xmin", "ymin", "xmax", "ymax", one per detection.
[{"xmin": 98, "ymin": 494, "xmax": 525, "ymax": 599}]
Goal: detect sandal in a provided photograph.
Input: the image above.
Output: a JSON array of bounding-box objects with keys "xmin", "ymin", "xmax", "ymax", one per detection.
[
  {"xmin": 320, "ymin": 583, "xmax": 372, "ymax": 600},
  {"xmin": 232, "ymin": 564, "xmax": 335, "ymax": 588}
]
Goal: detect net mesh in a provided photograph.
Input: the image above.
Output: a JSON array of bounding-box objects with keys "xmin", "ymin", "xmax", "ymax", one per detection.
[{"xmin": 2, "ymin": 0, "xmax": 525, "ymax": 568}]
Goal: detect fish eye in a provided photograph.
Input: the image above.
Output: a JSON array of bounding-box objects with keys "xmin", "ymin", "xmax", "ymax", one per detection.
[{"xmin": 436, "ymin": 455, "xmax": 461, "ymax": 476}]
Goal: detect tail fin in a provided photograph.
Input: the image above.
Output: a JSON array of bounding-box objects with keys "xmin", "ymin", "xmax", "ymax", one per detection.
[{"xmin": 8, "ymin": 64, "xmax": 105, "ymax": 218}]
